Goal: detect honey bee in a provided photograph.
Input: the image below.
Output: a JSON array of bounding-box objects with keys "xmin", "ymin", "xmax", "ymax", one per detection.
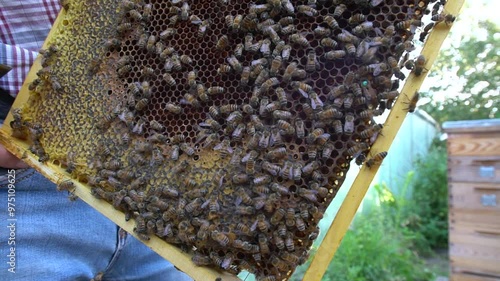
[
  {"xmin": 180, "ymin": 2, "xmax": 190, "ymax": 21},
  {"xmin": 159, "ymin": 47, "xmax": 176, "ymax": 59},
  {"xmin": 264, "ymin": 147, "xmax": 286, "ymax": 161},
  {"xmin": 180, "ymin": 93, "xmax": 199, "ymax": 108},
  {"xmin": 236, "ymin": 205, "xmax": 256, "ymax": 215},
  {"xmin": 292, "ymin": 119, "xmax": 304, "ymax": 139},
  {"xmin": 256, "ymin": 38, "xmax": 271, "ymax": 57},
  {"xmin": 170, "ymin": 145, "xmax": 180, "ymax": 161},
  {"xmin": 297, "ymin": 5, "xmax": 318, "ymax": 16},
  {"xmin": 360, "ymin": 123, "xmax": 383, "ymax": 139},
  {"xmin": 413, "ymin": 55, "xmax": 426, "ymax": 76},
  {"xmin": 226, "ymin": 111, "xmax": 243, "ymax": 125},
  {"xmin": 279, "ymin": 119, "xmax": 296, "ymax": 136},
  {"xmin": 225, "ymin": 14, "xmax": 234, "ymax": 29},
  {"xmin": 355, "ymin": 153, "xmax": 367, "ymax": 166},
  {"xmin": 241, "ymin": 104, "xmax": 254, "ymax": 115},
  {"xmin": 289, "ymin": 33, "xmax": 309, "ymax": 48},
  {"xmin": 192, "ymin": 254, "xmax": 212, "ymax": 266},
  {"xmin": 141, "ymin": 67, "xmax": 154, "ymax": 79},
  {"xmin": 306, "ymin": 50, "xmax": 318, "ymax": 72},
  {"xmin": 325, "ymin": 50, "xmax": 346, "ymax": 60},
  {"xmin": 200, "ymin": 118, "xmax": 222, "ymax": 131},
  {"xmin": 213, "ymin": 138, "xmax": 233, "ymax": 158},
  {"xmin": 322, "ymin": 16, "xmax": 338, "ymax": 31},
  {"xmin": 281, "ymin": 44, "xmax": 292, "ymax": 61},
  {"xmin": 211, "ymin": 231, "xmax": 229, "ymax": 247},
  {"xmin": 396, "ymin": 19, "xmax": 422, "ymax": 31},
  {"xmin": 183, "ymin": 71, "xmax": 197, "ymax": 89},
  {"xmin": 273, "ymin": 233, "xmax": 285, "ymax": 250},
  {"xmin": 419, "ymin": 22, "xmax": 435, "ymax": 43},
  {"xmin": 198, "ymin": 20, "xmax": 210, "ymax": 38},
  {"xmin": 233, "ymin": 173, "xmax": 250, "ymax": 185},
  {"xmin": 216, "ymin": 35, "xmax": 229, "ymax": 50},
  {"xmin": 345, "ymin": 43, "xmax": 356, "ymax": 56},
  {"xmin": 301, "ymin": 161, "xmax": 319, "ymax": 176},
  {"xmin": 281, "ymin": 252, "xmax": 300, "ymax": 264},
  {"xmin": 359, "ymin": 109, "xmax": 382, "ymax": 119},
  {"xmin": 346, "ymin": 142, "xmax": 370, "ymax": 157},
  {"xmin": 117, "ymin": 22, "xmax": 132, "ymax": 34},
  {"xmin": 57, "ymin": 179, "xmax": 74, "ymax": 191},
  {"xmin": 312, "ymin": 25, "xmax": 330, "ymax": 38},
  {"xmin": 279, "ymin": 16, "xmax": 294, "ymax": 26},
  {"xmin": 239, "ymin": 66, "xmax": 251, "ymax": 86},
  {"xmin": 231, "ymin": 123, "xmax": 246, "ymax": 142},
  {"xmin": 185, "ymin": 197, "xmax": 204, "ymax": 214},
  {"xmin": 395, "ymin": 41, "xmax": 416, "ymax": 54},
  {"xmin": 179, "ymin": 143, "xmax": 194, "ymax": 156},
  {"xmin": 128, "ymin": 9, "xmax": 142, "ymax": 21},
  {"xmin": 171, "ymin": 160, "xmax": 189, "ymax": 174},
  {"xmin": 281, "ymin": 24, "xmax": 297, "ymax": 35},
  {"xmin": 268, "ymin": 56, "xmax": 282, "ymax": 77},
  {"xmin": 320, "ymin": 37, "xmax": 338, "ymax": 49},
  {"xmin": 255, "ymin": 214, "xmax": 269, "ymax": 232},
  {"xmin": 344, "ymin": 113, "xmax": 355, "ymax": 135},
  {"xmin": 236, "ymin": 223, "xmax": 252, "ymax": 236},
  {"xmin": 160, "ymin": 73, "xmax": 176, "ymax": 88},
  {"xmin": 246, "ymin": 158, "xmax": 256, "ymax": 175},
  {"xmin": 365, "ymin": 151, "xmax": 388, "ymax": 168},
  {"xmin": 215, "ymin": 103, "xmax": 236, "ymax": 116},
  {"xmin": 292, "ymin": 163, "xmax": 302, "ymax": 182},
  {"xmin": 262, "ymin": 77, "xmax": 280, "ymax": 93},
  {"xmin": 249, "ymin": 3, "xmax": 269, "ymax": 14},
  {"xmin": 121, "ymin": 0, "xmax": 135, "ymax": 10},
  {"xmin": 227, "ymin": 55, "xmax": 242, "ymax": 73},
  {"xmin": 217, "ymin": 64, "xmax": 232, "ymax": 76},
  {"xmin": 258, "ymin": 234, "xmax": 270, "ymax": 255},
  {"xmin": 405, "ymin": 91, "xmax": 420, "ymax": 113},
  {"xmin": 431, "ymin": 12, "xmax": 456, "ymax": 25},
  {"xmin": 146, "ymin": 35, "xmax": 156, "ymax": 53},
  {"xmin": 333, "ymin": 4, "xmax": 346, "ymax": 18},
  {"xmin": 134, "ymin": 98, "xmax": 148, "ymax": 111},
  {"xmin": 117, "ymin": 65, "xmax": 132, "ymax": 77},
  {"xmin": 142, "ymin": 4, "xmax": 152, "ymax": 22},
  {"xmin": 347, "ymin": 13, "xmax": 365, "ymax": 25},
  {"xmin": 291, "ymin": 81, "xmax": 312, "ymax": 96},
  {"xmin": 180, "ymin": 54, "xmax": 192, "ymax": 66},
  {"xmin": 309, "ymin": 91, "xmax": 324, "ymax": 110},
  {"xmin": 354, "ymin": 21, "xmax": 374, "ymax": 35},
  {"xmin": 272, "ymin": 110, "xmax": 291, "ymax": 121}
]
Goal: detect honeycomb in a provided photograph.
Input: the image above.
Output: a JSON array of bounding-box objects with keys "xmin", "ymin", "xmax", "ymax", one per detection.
[{"xmin": 9, "ymin": 0, "xmax": 447, "ymax": 280}]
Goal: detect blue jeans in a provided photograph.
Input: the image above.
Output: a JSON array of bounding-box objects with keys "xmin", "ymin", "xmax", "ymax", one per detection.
[{"xmin": 0, "ymin": 169, "xmax": 193, "ymax": 281}]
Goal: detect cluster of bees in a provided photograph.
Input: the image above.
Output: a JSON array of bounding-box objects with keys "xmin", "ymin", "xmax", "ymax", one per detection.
[{"xmin": 10, "ymin": 0, "xmax": 454, "ymax": 280}]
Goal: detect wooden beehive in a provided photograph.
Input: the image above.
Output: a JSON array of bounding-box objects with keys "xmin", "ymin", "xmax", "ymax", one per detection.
[
  {"xmin": 444, "ymin": 119, "xmax": 500, "ymax": 281},
  {"xmin": 0, "ymin": 0, "xmax": 464, "ymax": 280}
]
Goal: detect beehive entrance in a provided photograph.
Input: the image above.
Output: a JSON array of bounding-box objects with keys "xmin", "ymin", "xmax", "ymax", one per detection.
[{"xmin": 10, "ymin": 0, "xmax": 440, "ymax": 280}]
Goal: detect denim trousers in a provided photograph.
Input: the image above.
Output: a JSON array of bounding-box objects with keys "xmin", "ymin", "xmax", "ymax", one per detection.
[{"xmin": 0, "ymin": 168, "xmax": 193, "ymax": 281}]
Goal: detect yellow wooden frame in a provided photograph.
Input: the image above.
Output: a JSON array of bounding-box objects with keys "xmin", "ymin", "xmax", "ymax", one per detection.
[
  {"xmin": 0, "ymin": 0, "xmax": 465, "ymax": 280},
  {"xmin": 303, "ymin": 0, "xmax": 466, "ymax": 280}
]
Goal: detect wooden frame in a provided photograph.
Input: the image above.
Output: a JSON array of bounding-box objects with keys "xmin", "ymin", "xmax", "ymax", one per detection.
[{"xmin": 0, "ymin": 0, "xmax": 465, "ymax": 280}]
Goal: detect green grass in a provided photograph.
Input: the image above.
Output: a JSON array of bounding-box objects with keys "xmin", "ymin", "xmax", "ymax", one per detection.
[{"xmin": 290, "ymin": 140, "xmax": 449, "ymax": 281}]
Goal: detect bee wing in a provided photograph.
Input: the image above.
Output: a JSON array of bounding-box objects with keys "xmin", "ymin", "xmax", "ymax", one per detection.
[
  {"xmin": 234, "ymin": 196, "xmax": 243, "ymax": 206},
  {"xmin": 213, "ymin": 142, "xmax": 224, "ymax": 151},
  {"xmin": 371, "ymin": 0, "xmax": 384, "ymax": 7},
  {"xmin": 298, "ymin": 88, "xmax": 309, "ymax": 98},
  {"xmin": 190, "ymin": 15, "xmax": 202, "ymax": 25},
  {"xmin": 373, "ymin": 65, "xmax": 382, "ymax": 76}
]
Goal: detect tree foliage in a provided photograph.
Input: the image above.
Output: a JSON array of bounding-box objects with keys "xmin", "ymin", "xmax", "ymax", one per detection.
[{"xmin": 421, "ymin": 20, "xmax": 499, "ymax": 124}]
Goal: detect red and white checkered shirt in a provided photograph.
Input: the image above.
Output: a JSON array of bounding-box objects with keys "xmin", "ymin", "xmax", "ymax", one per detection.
[{"xmin": 0, "ymin": 0, "xmax": 60, "ymax": 97}]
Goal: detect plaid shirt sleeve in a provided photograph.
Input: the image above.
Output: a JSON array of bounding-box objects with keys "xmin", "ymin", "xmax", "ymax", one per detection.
[{"xmin": 0, "ymin": 0, "xmax": 61, "ymax": 97}]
